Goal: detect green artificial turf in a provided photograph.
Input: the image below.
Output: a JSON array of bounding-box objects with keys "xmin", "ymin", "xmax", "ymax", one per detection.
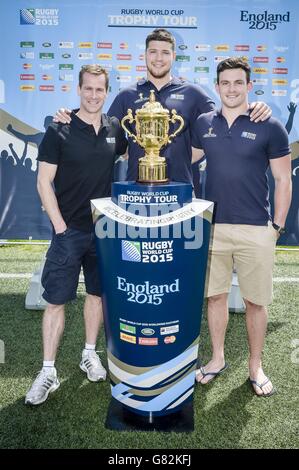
[{"xmin": 0, "ymin": 245, "xmax": 298, "ymax": 449}]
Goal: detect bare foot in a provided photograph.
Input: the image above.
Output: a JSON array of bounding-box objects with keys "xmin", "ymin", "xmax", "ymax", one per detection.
[{"xmin": 249, "ymin": 368, "xmax": 275, "ymax": 397}]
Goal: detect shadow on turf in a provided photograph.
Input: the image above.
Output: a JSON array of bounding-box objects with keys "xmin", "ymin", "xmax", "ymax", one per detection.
[
  {"xmin": 194, "ymin": 380, "xmax": 254, "ymax": 448},
  {"xmin": 0, "ymin": 374, "xmax": 255, "ymax": 449},
  {"xmin": 0, "ymin": 369, "xmax": 111, "ymax": 448},
  {"xmin": 197, "ymin": 308, "xmax": 285, "ymax": 373}
]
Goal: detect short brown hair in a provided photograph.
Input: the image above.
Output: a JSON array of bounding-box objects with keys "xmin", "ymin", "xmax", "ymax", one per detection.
[
  {"xmin": 145, "ymin": 28, "xmax": 175, "ymax": 51},
  {"xmin": 78, "ymin": 65, "xmax": 109, "ymax": 90},
  {"xmin": 217, "ymin": 57, "xmax": 251, "ymax": 84}
]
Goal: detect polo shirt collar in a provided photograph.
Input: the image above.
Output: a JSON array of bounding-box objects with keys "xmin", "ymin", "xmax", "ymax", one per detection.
[
  {"xmin": 71, "ymin": 111, "xmax": 109, "ymax": 129},
  {"xmin": 137, "ymin": 75, "xmax": 181, "ymax": 89},
  {"xmin": 216, "ymin": 108, "xmax": 251, "ymax": 118},
  {"xmin": 101, "ymin": 113, "xmax": 110, "ymax": 128}
]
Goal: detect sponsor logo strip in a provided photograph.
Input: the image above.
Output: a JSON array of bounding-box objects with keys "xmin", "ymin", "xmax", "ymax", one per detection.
[
  {"xmin": 120, "ymin": 332, "xmax": 136, "ymax": 344},
  {"xmin": 138, "ymin": 338, "xmax": 158, "ymax": 346},
  {"xmin": 20, "ymin": 85, "xmax": 35, "ymax": 91},
  {"xmin": 39, "ymin": 85, "xmax": 54, "ymax": 91},
  {"xmin": 160, "ymin": 325, "xmax": 179, "ymax": 335},
  {"xmin": 120, "ymin": 323, "xmax": 136, "ymax": 334}
]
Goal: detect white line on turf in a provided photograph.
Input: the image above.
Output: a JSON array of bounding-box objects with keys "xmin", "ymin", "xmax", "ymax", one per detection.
[{"xmin": 0, "ymin": 273, "xmax": 299, "ymax": 282}]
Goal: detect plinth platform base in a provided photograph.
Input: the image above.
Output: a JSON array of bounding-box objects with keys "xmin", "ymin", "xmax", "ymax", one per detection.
[{"xmin": 105, "ymin": 397, "xmax": 194, "ymax": 432}]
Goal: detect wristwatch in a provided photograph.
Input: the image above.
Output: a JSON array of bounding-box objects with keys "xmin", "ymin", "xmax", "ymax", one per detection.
[{"xmin": 272, "ymin": 222, "xmax": 285, "ymax": 235}]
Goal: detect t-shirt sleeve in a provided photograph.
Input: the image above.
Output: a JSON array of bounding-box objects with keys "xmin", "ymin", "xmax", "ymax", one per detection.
[
  {"xmin": 193, "ymin": 85, "xmax": 216, "ymax": 117},
  {"xmin": 267, "ymin": 118, "xmax": 290, "ymax": 159},
  {"xmin": 111, "ymin": 117, "xmax": 128, "ymax": 156},
  {"xmin": 190, "ymin": 117, "xmax": 204, "ymax": 150},
  {"xmin": 107, "ymin": 93, "xmax": 125, "ymax": 121},
  {"xmin": 37, "ymin": 124, "xmax": 61, "ymax": 165}
]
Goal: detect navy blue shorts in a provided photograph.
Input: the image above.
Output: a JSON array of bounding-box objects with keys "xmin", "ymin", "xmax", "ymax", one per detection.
[{"xmin": 42, "ymin": 227, "xmax": 101, "ymax": 305}]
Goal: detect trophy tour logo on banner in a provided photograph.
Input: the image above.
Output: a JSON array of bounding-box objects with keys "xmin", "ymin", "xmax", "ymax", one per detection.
[{"xmin": 107, "ymin": 8, "xmax": 197, "ymax": 28}]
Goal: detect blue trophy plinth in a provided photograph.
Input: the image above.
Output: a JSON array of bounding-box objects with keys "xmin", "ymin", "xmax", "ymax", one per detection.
[{"xmin": 91, "ymin": 181, "xmax": 213, "ymax": 431}]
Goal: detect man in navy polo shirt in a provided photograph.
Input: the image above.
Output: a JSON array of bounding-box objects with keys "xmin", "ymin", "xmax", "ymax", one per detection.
[
  {"xmin": 54, "ymin": 28, "xmax": 271, "ymax": 184},
  {"xmin": 25, "ymin": 65, "xmax": 127, "ymax": 405},
  {"xmin": 191, "ymin": 57, "xmax": 292, "ymax": 397},
  {"xmin": 109, "ymin": 29, "xmax": 272, "ymax": 184}
]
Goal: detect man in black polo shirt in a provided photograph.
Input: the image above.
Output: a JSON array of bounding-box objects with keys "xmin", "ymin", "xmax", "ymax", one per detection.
[
  {"xmin": 191, "ymin": 57, "xmax": 292, "ymax": 396},
  {"xmin": 25, "ymin": 65, "xmax": 127, "ymax": 405}
]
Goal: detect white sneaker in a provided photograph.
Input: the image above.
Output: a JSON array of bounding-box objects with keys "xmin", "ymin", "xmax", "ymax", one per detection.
[
  {"xmin": 80, "ymin": 350, "xmax": 107, "ymax": 382},
  {"xmin": 25, "ymin": 368, "xmax": 60, "ymax": 405}
]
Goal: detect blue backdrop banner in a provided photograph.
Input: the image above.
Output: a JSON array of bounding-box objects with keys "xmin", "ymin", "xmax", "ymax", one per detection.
[{"xmin": 0, "ymin": 0, "xmax": 298, "ymax": 242}]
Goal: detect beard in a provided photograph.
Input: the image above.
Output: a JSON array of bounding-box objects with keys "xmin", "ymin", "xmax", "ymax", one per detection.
[{"xmin": 146, "ymin": 63, "xmax": 171, "ymax": 80}]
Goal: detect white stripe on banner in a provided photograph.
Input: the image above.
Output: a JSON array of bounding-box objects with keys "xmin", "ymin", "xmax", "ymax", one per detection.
[{"xmin": 0, "ymin": 273, "xmax": 85, "ymax": 282}]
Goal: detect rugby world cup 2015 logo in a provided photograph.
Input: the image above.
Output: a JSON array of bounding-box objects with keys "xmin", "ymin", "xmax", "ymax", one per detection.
[
  {"xmin": 20, "ymin": 9, "xmax": 36, "ymax": 24},
  {"xmin": 121, "ymin": 241, "xmax": 141, "ymax": 262}
]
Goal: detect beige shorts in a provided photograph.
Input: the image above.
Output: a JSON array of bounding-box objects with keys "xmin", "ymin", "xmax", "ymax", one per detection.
[{"xmin": 205, "ymin": 223, "xmax": 278, "ymax": 306}]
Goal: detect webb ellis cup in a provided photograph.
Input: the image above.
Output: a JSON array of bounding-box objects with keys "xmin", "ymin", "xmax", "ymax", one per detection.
[{"xmin": 121, "ymin": 90, "xmax": 184, "ymax": 183}]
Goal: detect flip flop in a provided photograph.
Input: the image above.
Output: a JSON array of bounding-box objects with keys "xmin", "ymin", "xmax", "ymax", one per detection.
[
  {"xmin": 196, "ymin": 363, "xmax": 229, "ymax": 384},
  {"xmin": 249, "ymin": 378, "xmax": 277, "ymax": 397}
]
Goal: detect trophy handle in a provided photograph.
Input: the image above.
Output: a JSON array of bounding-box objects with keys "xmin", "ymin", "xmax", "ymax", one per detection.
[
  {"xmin": 121, "ymin": 109, "xmax": 138, "ymax": 143},
  {"xmin": 168, "ymin": 110, "xmax": 185, "ymax": 143}
]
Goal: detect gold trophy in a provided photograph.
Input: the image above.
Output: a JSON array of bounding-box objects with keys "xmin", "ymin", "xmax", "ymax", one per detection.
[{"xmin": 121, "ymin": 90, "xmax": 184, "ymax": 183}]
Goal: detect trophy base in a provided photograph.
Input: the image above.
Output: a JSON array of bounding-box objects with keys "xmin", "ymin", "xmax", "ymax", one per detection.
[
  {"xmin": 137, "ymin": 160, "xmax": 168, "ymax": 184},
  {"xmin": 105, "ymin": 397, "xmax": 194, "ymax": 432}
]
